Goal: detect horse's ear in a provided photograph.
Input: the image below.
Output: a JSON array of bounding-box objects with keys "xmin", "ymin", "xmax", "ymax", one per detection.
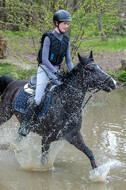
[
  {"xmin": 89, "ymin": 51, "xmax": 93, "ymax": 59},
  {"xmin": 78, "ymin": 53, "xmax": 81, "ymax": 62},
  {"xmin": 78, "ymin": 53, "xmax": 87, "ymax": 65},
  {"xmin": 78, "ymin": 53, "xmax": 83, "ymax": 63}
]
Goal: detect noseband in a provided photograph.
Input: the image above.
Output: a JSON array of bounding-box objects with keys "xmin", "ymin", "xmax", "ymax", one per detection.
[
  {"xmin": 82, "ymin": 64, "xmax": 112, "ymax": 91},
  {"xmin": 81, "ymin": 65, "xmax": 112, "ymax": 110},
  {"xmin": 94, "ymin": 75, "xmax": 112, "ymax": 90}
]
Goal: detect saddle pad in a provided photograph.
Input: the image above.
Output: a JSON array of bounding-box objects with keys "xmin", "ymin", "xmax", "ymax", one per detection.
[
  {"xmin": 14, "ymin": 87, "xmax": 56, "ymax": 118},
  {"xmin": 14, "ymin": 89, "xmax": 31, "ymax": 114}
]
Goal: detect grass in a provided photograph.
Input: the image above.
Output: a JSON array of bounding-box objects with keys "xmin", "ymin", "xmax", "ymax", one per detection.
[
  {"xmin": 81, "ymin": 35, "xmax": 126, "ymax": 53},
  {"xmin": 0, "ymin": 62, "xmax": 36, "ymax": 80},
  {"xmin": 117, "ymin": 71, "xmax": 126, "ymax": 85}
]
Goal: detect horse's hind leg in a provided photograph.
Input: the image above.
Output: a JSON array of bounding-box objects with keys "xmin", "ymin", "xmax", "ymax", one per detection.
[
  {"xmin": 67, "ymin": 132, "xmax": 99, "ymax": 169},
  {"xmin": 0, "ymin": 102, "xmax": 12, "ymax": 126}
]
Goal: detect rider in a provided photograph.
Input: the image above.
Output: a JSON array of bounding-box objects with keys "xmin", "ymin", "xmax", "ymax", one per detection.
[{"xmin": 19, "ymin": 10, "xmax": 74, "ymax": 136}]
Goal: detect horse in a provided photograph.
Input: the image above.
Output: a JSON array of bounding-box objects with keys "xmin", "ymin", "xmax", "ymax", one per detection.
[{"xmin": 0, "ymin": 51, "xmax": 116, "ymax": 170}]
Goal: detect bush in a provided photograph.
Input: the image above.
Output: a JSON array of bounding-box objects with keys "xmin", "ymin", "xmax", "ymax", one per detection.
[
  {"xmin": 117, "ymin": 71, "xmax": 126, "ymax": 84},
  {"xmin": 0, "ymin": 62, "xmax": 36, "ymax": 80}
]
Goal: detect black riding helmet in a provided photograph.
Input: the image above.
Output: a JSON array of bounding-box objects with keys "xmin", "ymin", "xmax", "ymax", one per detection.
[
  {"xmin": 53, "ymin": 10, "xmax": 72, "ymax": 23},
  {"xmin": 53, "ymin": 10, "xmax": 72, "ymax": 34}
]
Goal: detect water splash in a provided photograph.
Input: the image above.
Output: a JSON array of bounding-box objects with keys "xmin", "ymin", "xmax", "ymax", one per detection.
[
  {"xmin": 11, "ymin": 133, "xmax": 64, "ymax": 171},
  {"xmin": 89, "ymin": 160, "xmax": 121, "ymax": 183}
]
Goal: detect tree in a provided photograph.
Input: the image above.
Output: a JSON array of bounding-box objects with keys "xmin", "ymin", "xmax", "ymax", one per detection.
[{"xmin": 0, "ymin": 0, "xmax": 119, "ymax": 66}]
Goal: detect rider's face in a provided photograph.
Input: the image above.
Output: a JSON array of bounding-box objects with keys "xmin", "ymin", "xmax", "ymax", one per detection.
[{"xmin": 56, "ymin": 21, "xmax": 70, "ymax": 33}]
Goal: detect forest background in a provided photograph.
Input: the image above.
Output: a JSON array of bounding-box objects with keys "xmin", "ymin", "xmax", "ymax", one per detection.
[{"xmin": 0, "ymin": 0, "xmax": 126, "ymax": 84}]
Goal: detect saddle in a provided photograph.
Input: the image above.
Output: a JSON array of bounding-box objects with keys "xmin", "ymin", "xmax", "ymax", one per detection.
[
  {"xmin": 14, "ymin": 76, "xmax": 56, "ymax": 118},
  {"xmin": 24, "ymin": 76, "xmax": 37, "ymax": 95}
]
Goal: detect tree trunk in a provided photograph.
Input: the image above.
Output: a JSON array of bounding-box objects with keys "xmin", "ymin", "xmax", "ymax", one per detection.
[
  {"xmin": 0, "ymin": 36, "xmax": 7, "ymax": 59},
  {"xmin": 73, "ymin": 0, "xmax": 79, "ymax": 11},
  {"xmin": 97, "ymin": 13, "xmax": 107, "ymax": 42},
  {"xmin": 0, "ymin": 0, "xmax": 7, "ymax": 29}
]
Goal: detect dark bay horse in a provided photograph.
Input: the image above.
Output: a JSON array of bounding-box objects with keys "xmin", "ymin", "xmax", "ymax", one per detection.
[{"xmin": 0, "ymin": 52, "xmax": 116, "ymax": 170}]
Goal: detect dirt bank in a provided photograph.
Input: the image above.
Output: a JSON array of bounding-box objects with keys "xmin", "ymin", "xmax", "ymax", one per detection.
[
  {"xmin": 0, "ymin": 50, "xmax": 126, "ymax": 72},
  {"xmin": 94, "ymin": 50, "xmax": 126, "ymax": 72}
]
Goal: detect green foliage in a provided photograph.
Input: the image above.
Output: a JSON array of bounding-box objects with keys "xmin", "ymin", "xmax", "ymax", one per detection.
[
  {"xmin": 0, "ymin": 62, "xmax": 36, "ymax": 80},
  {"xmin": 117, "ymin": 71, "xmax": 126, "ymax": 85},
  {"xmin": 0, "ymin": 0, "xmax": 122, "ymax": 71},
  {"xmin": 2, "ymin": 30, "xmax": 32, "ymax": 38},
  {"xmin": 108, "ymin": 71, "xmax": 115, "ymax": 76}
]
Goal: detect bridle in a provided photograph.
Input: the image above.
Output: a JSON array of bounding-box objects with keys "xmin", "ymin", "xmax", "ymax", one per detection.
[
  {"xmin": 81, "ymin": 64, "xmax": 112, "ymax": 110},
  {"xmin": 92, "ymin": 75, "xmax": 112, "ymax": 90},
  {"xmin": 82, "ymin": 63, "xmax": 112, "ymax": 90}
]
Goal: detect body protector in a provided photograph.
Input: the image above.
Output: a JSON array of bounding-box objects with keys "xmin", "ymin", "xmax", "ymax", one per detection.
[{"xmin": 37, "ymin": 31, "xmax": 69, "ymax": 66}]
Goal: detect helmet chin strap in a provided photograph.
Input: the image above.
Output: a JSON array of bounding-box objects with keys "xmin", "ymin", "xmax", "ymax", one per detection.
[{"xmin": 56, "ymin": 23, "xmax": 64, "ymax": 34}]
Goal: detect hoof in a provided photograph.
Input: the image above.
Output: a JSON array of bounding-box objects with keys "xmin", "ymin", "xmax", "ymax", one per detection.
[{"xmin": 91, "ymin": 159, "xmax": 99, "ymax": 169}]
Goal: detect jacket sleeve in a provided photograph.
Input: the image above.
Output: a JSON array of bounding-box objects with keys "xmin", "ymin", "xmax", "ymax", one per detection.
[
  {"xmin": 42, "ymin": 36, "xmax": 57, "ymax": 73},
  {"xmin": 65, "ymin": 41, "xmax": 74, "ymax": 71}
]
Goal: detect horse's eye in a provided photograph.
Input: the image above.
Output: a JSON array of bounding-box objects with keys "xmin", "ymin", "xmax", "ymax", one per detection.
[{"xmin": 85, "ymin": 65, "xmax": 95, "ymax": 71}]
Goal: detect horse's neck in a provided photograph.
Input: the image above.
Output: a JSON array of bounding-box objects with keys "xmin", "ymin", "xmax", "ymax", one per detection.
[
  {"xmin": 61, "ymin": 73, "xmax": 86, "ymax": 113},
  {"xmin": 63, "ymin": 68, "xmax": 87, "ymax": 97}
]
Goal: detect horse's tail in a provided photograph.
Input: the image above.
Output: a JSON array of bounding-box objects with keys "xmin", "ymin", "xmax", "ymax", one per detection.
[{"xmin": 0, "ymin": 75, "xmax": 14, "ymax": 95}]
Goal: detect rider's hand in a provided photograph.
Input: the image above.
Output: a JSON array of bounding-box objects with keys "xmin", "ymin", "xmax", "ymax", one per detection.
[{"xmin": 54, "ymin": 71, "xmax": 63, "ymax": 78}]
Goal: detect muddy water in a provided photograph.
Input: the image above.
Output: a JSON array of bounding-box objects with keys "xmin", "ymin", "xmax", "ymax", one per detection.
[{"xmin": 0, "ymin": 88, "xmax": 126, "ymax": 190}]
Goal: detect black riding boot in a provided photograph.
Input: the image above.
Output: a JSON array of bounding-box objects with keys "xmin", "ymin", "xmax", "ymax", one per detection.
[{"xmin": 18, "ymin": 100, "xmax": 38, "ymax": 137}]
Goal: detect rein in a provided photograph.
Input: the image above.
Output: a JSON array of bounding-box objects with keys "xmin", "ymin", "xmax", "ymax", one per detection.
[
  {"xmin": 82, "ymin": 89, "xmax": 100, "ymax": 110},
  {"xmin": 38, "ymin": 62, "xmax": 51, "ymax": 80}
]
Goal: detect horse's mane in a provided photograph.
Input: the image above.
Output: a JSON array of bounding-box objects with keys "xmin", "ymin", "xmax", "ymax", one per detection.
[
  {"xmin": 0, "ymin": 75, "xmax": 14, "ymax": 95},
  {"xmin": 61, "ymin": 54, "xmax": 94, "ymax": 83},
  {"xmin": 61, "ymin": 63, "xmax": 82, "ymax": 83}
]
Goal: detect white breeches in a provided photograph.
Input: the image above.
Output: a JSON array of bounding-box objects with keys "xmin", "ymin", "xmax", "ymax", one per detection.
[{"xmin": 34, "ymin": 65, "xmax": 60, "ymax": 105}]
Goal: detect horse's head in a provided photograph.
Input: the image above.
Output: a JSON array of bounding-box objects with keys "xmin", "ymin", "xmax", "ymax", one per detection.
[{"xmin": 78, "ymin": 51, "xmax": 116, "ymax": 92}]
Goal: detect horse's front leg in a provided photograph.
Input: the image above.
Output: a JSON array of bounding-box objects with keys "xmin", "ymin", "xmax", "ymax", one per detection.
[
  {"xmin": 41, "ymin": 136, "xmax": 51, "ymax": 166},
  {"xmin": 67, "ymin": 132, "xmax": 99, "ymax": 170}
]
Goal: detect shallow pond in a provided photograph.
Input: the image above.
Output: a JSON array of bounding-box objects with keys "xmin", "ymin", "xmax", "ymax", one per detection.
[{"xmin": 0, "ymin": 88, "xmax": 126, "ymax": 190}]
